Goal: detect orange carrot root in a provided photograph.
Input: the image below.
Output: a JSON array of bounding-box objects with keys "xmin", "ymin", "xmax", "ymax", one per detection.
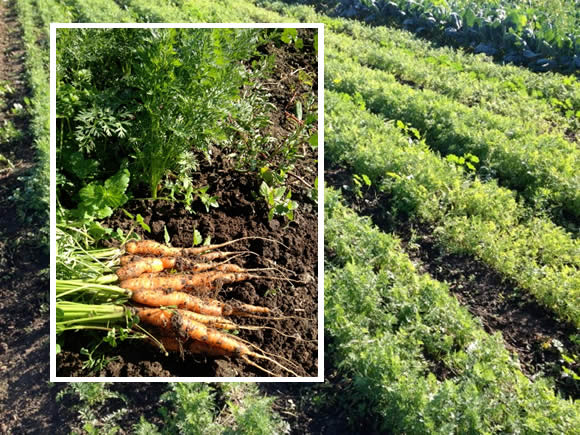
[
  {"xmin": 119, "ymin": 254, "xmax": 137, "ymax": 267},
  {"xmin": 152, "ymin": 335, "xmax": 230, "ymax": 357},
  {"xmin": 125, "ymin": 236, "xmax": 287, "ymax": 257},
  {"xmin": 120, "ymin": 271, "xmax": 260, "ymax": 293},
  {"xmin": 130, "ymin": 289, "xmax": 272, "ymax": 318},
  {"xmin": 125, "ymin": 240, "xmax": 180, "ymax": 256},
  {"xmin": 131, "ymin": 289, "xmax": 224, "ymax": 316},
  {"xmin": 223, "ymin": 300, "xmax": 272, "ymax": 316},
  {"xmin": 135, "ymin": 307, "xmax": 298, "ymax": 376},
  {"xmin": 178, "ymin": 310, "xmax": 238, "ymax": 330},
  {"xmin": 116, "ymin": 257, "xmax": 176, "ymax": 281}
]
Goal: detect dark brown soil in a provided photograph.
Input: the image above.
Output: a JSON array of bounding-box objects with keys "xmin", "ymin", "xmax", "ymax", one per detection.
[
  {"xmin": 326, "ymin": 165, "xmax": 579, "ymax": 400},
  {"xmin": 54, "ymin": 383, "xmax": 169, "ymax": 434},
  {"xmin": 259, "ymin": 342, "xmax": 380, "ymax": 435}
]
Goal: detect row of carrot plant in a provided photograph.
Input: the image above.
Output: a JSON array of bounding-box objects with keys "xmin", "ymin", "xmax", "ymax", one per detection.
[
  {"xmin": 325, "ymin": 90, "xmax": 580, "ymax": 329},
  {"xmin": 62, "ymin": 0, "xmax": 580, "ymax": 122},
  {"xmin": 325, "ymin": 187, "xmax": 579, "ymax": 433},
  {"xmin": 326, "ymin": 31, "xmax": 578, "ymax": 137},
  {"xmin": 57, "ymin": 381, "xmax": 288, "ymax": 433},
  {"xmin": 326, "ymin": 54, "xmax": 580, "ymax": 225},
  {"xmin": 10, "ymin": 0, "xmax": 59, "ymax": 249}
]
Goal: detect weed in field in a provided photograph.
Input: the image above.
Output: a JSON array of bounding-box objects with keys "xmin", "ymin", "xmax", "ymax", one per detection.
[
  {"xmin": 258, "ymin": 166, "xmax": 298, "ymax": 221},
  {"xmin": 446, "ymin": 153, "xmax": 480, "ymax": 172},
  {"xmin": 122, "ymin": 210, "xmax": 151, "ymax": 233},
  {"xmin": 277, "ymin": 28, "xmax": 303, "ymax": 50},
  {"xmin": 79, "ymin": 344, "xmax": 121, "ymax": 374},
  {"xmin": 71, "ymin": 168, "xmax": 130, "ymax": 221},
  {"xmin": 0, "ymin": 153, "xmax": 14, "ymax": 171},
  {"xmin": 194, "ymin": 186, "xmax": 219, "ymax": 213},
  {"xmin": 352, "ymin": 173, "xmax": 371, "ymax": 199}
]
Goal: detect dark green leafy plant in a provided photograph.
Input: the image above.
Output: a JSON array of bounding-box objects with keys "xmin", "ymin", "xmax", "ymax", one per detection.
[
  {"xmin": 57, "ymin": 27, "xmax": 263, "ymax": 206},
  {"xmin": 258, "ymin": 166, "xmax": 298, "ymax": 220},
  {"xmin": 72, "ymin": 168, "xmax": 130, "ymax": 221},
  {"xmin": 278, "ymin": 27, "xmax": 303, "ymax": 49},
  {"xmin": 311, "ymin": 0, "xmax": 579, "ymax": 73}
]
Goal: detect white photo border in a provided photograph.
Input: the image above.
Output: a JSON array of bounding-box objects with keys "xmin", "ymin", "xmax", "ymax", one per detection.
[{"xmin": 50, "ymin": 22, "xmax": 324, "ymax": 383}]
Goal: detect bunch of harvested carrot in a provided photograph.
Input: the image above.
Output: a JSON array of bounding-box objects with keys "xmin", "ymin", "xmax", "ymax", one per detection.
[
  {"xmin": 135, "ymin": 307, "xmax": 299, "ymax": 376},
  {"xmin": 115, "ymin": 239, "xmax": 289, "ymax": 292},
  {"xmin": 56, "ymin": 237, "xmax": 306, "ymax": 376}
]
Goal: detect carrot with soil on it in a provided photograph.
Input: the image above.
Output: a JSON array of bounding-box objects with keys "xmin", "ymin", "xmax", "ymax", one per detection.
[
  {"xmin": 133, "ymin": 292, "xmax": 312, "ymax": 343},
  {"xmin": 119, "ymin": 270, "xmax": 276, "ymax": 293},
  {"xmin": 119, "ymin": 251, "xmax": 243, "ymax": 268},
  {"xmin": 168, "ymin": 310, "xmax": 238, "ymax": 330},
  {"xmin": 151, "ymin": 334, "xmax": 256, "ymax": 359},
  {"xmin": 130, "ymin": 288, "xmax": 272, "ymax": 317},
  {"xmin": 125, "ymin": 236, "xmax": 288, "ymax": 257},
  {"xmin": 116, "ymin": 257, "xmax": 176, "ymax": 280},
  {"xmin": 134, "ymin": 307, "xmax": 299, "ymax": 376},
  {"xmin": 116, "ymin": 254, "xmax": 249, "ymax": 280},
  {"xmin": 148, "ymin": 334, "xmax": 228, "ymax": 357},
  {"xmin": 160, "ymin": 307, "xmax": 307, "ymax": 338}
]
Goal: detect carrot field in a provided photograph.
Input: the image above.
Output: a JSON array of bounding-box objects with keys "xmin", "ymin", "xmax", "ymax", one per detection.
[{"xmin": 0, "ymin": 0, "xmax": 578, "ymax": 432}]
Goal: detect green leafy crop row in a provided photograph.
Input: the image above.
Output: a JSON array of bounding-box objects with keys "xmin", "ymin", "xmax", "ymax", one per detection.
[
  {"xmin": 325, "ymin": 187, "xmax": 579, "ymax": 433},
  {"xmin": 325, "ymin": 90, "xmax": 580, "ymax": 327},
  {"xmin": 326, "ymin": 54, "xmax": 580, "ymax": 225},
  {"xmin": 12, "ymin": 0, "xmax": 73, "ymax": 250},
  {"xmin": 67, "ymin": 0, "xmax": 133, "ymax": 22},
  {"xmin": 327, "ymin": 31, "xmax": 579, "ymax": 136},
  {"xmin": 90, "ymin": 0, "xmax": 580, "ymax": 121},
  {"xmin": 57, "ymin": 382, "xmax": 287, "ymax": 434}
]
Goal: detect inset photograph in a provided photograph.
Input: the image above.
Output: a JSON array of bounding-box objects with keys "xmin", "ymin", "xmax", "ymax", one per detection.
[{"xmin": 51, "ymin": 24, "xmax": 321, "ymax": 379}]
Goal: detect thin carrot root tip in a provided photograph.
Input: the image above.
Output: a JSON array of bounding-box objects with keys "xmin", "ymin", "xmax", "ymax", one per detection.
[
  {"xmin": 247, "ymin": 352, "xmax": 300, "ymax": 377},
  {"xmin": 225, "ymin": 300, "xmax": 272, "ymax": 316}
]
